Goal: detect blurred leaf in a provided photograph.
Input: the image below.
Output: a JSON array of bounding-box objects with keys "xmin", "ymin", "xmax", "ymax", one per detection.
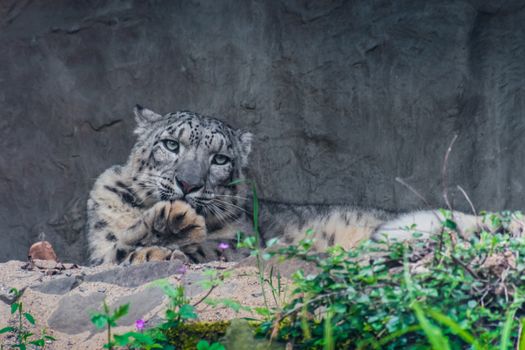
[
  {"xmin": 24, "ymin": 312, "xmax": 35, "ymax": 325},
  {"xmin": 179, "ymin": 304, "xmax": 197, "ymax": 320},
  {"xmin": 112, "ymin": 303, "xmax": 129, "ymax": 321},
  {"xmin": 0, "ymin": 326, "xmax": 15, "ymax": 334},
  {"xmin": 11, "ymin": 302, "xmax": 19, "ymax": 314},
  {"xmin": 90, "ymin": 314, "xmax": 108, "ymax": 329}
]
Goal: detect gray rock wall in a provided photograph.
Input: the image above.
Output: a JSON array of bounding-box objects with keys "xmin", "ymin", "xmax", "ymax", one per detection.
[{"xmin": 1, "ymin": 0, "xmax": 525, "ymax": 263}]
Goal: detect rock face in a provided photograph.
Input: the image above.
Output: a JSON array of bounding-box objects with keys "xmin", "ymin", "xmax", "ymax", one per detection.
[{"xmin": 1, "ymin": 0, "xmax": 525, "ymax": 263}]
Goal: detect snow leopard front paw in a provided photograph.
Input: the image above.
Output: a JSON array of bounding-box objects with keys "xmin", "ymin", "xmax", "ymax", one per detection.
[
  {"xmin": 125, "ymin": 246, "xmax": 189, "ymax": 264},
  {"xmin": 166, "ymin": 201, "xmax": 206, "ymax": 241},
  {"xmin": 145, "ymin": 201, "xmax": 207, "ymax": 247}
]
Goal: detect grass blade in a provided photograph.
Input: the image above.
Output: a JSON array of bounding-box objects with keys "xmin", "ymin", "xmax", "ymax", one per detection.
[
  {"xmin": 500, "ymin": 301, "xmax": 520, "ymax": 350},
  {"xmin": 519, "ymin": 318, "xmax": 525, "ymax": 350},
  {"xmin": 426, "ymin": 308, "xmax": 482, "ymax": 350},
  {"xmin": 323, "ymin": 308, "xmax": 334, "ymax": 350},
  {"xmin": 412, "ymin": 302, "xmax": 451, "ymax": 350}
]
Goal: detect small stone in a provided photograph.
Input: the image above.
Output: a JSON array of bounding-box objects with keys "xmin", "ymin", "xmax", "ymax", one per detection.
[
  {"xmin": 28, "ymin": 241, "xmax": 58, "ymax": 262},
  {"xmin": 31, "ymin": 276, "xmax": 81, "ymax": 295}
]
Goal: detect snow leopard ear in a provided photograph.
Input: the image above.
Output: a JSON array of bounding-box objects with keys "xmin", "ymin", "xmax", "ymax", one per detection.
[
  {"xmin": 237, "ymin": 131, "xmax": 253, "ymax": 167},
  {"xmin": 133, "ymin": 105, "xmax": 163, "ymax": 134}
]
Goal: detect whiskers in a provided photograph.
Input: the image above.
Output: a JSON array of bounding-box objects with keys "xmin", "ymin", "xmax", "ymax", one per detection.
[
  {"xmin": 193, "ymin": 195, "xmax": 249, "ymax": 226},
  {"xmin": 136, "ymin": 176, "xmax": 179, "ymax": 203},
  {"xmin": 132, "ymin": 179, "xmax": 160, "ymax": 206}
]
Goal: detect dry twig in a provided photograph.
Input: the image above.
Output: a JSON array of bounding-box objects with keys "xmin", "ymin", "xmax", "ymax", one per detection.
[{"xmin": 441, "ymin": 134, "xmax": 458, "ymax": 211}]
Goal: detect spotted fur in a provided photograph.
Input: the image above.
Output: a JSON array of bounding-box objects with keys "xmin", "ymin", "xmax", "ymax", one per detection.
[{"xmin": 87, "ymin": 106, "xmax": 490, "ymax": 265}]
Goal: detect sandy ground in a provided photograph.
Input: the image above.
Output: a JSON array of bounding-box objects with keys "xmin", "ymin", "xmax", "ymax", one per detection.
[{"xmin": 0, "ymin": 260, "xmax": 291, "ymax": 349}]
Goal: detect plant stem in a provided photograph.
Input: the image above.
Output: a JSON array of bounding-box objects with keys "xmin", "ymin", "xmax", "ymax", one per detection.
[
  {"xmin": 18, "ymin": 303, "xmax": 23, "ymax": 345},
  {"xmin": 193, "ymin": 285, "xmax": 217, "ymax": 307},
  {"xmin": 107, "ymin": 323, "xmax": 112, "ymax": 350},
  {"xmin": 250, "ymin": 182, "xmax": 271, "ymax": 314}
]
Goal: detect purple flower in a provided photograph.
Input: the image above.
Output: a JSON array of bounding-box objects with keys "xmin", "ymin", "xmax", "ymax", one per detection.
[
  {"xmin": 218, "ymin": 242, "xmax": 230, "ymax": 250},
  {"xmin": 135, "ymin": 319, "xmax": 145, "ymax": 331},
  {"xmin": 176, "ymin": 265, "xmax": 187, "ymax": 275}
]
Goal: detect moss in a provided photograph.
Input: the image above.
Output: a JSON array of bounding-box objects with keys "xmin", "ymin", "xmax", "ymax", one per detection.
[
  {"xmin": 166, "ymin": 319, "xmax": 285, "ymax": 350},
  {"xmin": 166, "ymin": 320, "xmax": 231, "ymax": 349},
  {"xmin": 221, "ymin": 319, "xmax": 285, "ymax": 350}
]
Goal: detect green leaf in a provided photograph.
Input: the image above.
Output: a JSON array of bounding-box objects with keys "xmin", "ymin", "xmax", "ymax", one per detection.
[
  {"xmin": 24, "ymin": 312, "xmax": 35, "ymax": 325},
  {"xmin": 102, "ymin": 300, "xmax": 110, "ymax": 314},
  {"xmin": 412, "ymin": 302, "xmax": 451, "ymax": 350},
  {"xmin": 165, "ymin": 308, "xmax": 177, "ymax": 321},
  {"xmin": 222, "ymin": 299, "xmax": 242, "ymax": 312},
  {"xmin": 262, "ymin": 252, "xmax": 273, "ymax": 261},
  {"xmin": 266, "ymin": 237, "xmax": 279, "ymax": 247},
  {"xmin": 90, "ymin": 314, "xmax": 108, "ymax": 329},
  {"xmin": 228, "ymin": 179, "xmax": 247, "ymax": 186},
  {"xmin": 519, "ymin": 318, "xmax": 525, "ymax": 350},
  {"xmin": 133, "ymin": 332, "xmax": 157, "ymax": 345},
  {"xmin": 210, "ymin": 343, "xmax": 226, "ymax": 350},
  {"xmin": 29, "ymin": 339, "xmax": 45, "ymax": 347},
  {"xmin": 426, "ymin": 308, "xmax": 481, "ymax": 350},
  {"xmin": 114, "ymin": 332, "xmax": 133, "ymax": 346},
  {"xmin": 0, "ymin": 326, "xmax": 15, "ymax": 334},
  {"xmin": 500, "ymin": 298, "xmax": 523, "ymax": 350},
  {"xmin": 11, "ymin": 302, "xmax": 19, "ymax": 314},
  {"xmin": 179, "ymin": 304, "xmax": 197, "ymax": 320},
  {"xmin": 254, "ymin": 307, "xmax": 271, "ymax": 317},
  {"xmin": 443, "ymin": 219, "xmax": 457, "ymax": 230},
  {"xmin": 197, "ymin": 340, "xmax": 211, "ymax": 350},
  {"xmin": 324, "ymin": 309, "xmax": 334, "ymax": 350},
  {"xmin": 22, "ymin": 332, "xmax": 34, "ymax": 340},
  {"xmin": 112, "ymin": 303, "xmax": 129, "ymax": 321}
]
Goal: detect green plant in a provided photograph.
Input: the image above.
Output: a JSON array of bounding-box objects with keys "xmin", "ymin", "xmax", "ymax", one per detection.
[
  {"xmin": 235, "ymin": 180, "xmax": 287, "ymax": 320},
  {"xmin": 0, "ymin": 288, "xmax": 55, "ymax": 350},
  {"xmin": 196, "ymin": 340, "xmax": 225, "ymax": 350},
  {"xmin": 106, "ymin": 281, "xmax": 195, "ymax": 350},
  {"xmin": 89, "ymin": 271, "xmax": 244, "ymax": 350},
  {"xmin": 259, "ymin": 210, "xmax": 525, "ymax": 349},
  {"xmin": 90, "ymin": 300, "xmax": 129, "ymax": 349},
  {"xmin": 108, "ymin": 280, "xmax": 221, "ymax": 349}
]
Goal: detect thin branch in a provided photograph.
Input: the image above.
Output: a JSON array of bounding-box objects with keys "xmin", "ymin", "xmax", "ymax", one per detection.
[
  {"xmin": 456, "ymin": 185, "xmax": 477, "ymax": 217},
  {"xmin": 395, "ymin": 177, "xmax": 431, "ymax": 208},
  {"xmin": 457, "ymin": 185, "xmax": 482, "ymax": 238},
  {"xmin": 450, "ymin": 255, "xmax": 486, "ymax": 282},
  {"xmin": 395, "ymin": 177, "xmax": 443, "ymax": 230},
  {"xmin": 442, "ymin": 134, "xmax": 458, "ymax": 211},
  {"xmin": 192, "ymin": 285, "xmax": 217, "ymax": 307}
]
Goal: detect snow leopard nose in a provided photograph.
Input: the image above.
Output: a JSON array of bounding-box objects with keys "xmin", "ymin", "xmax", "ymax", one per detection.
[{"xmin": 175, "ymin": 177, "xmax": 203, "ymax": 195}]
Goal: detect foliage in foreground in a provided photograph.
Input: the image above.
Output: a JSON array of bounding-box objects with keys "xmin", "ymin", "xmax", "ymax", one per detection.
[
  {"xmin": 262, "ymin": 210, "xmax": 525, "ymax": 349},
  {"xmin": 5, "ymin": 209, "xmax": 525, "ymax": 350},
  {"xmin": 0, "ymin": 288, "xmax": 55, "ymax": 350}
]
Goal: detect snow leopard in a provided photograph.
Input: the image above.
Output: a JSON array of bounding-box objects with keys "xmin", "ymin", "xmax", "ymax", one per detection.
[{"xmin": 87, "ymin": 106, "xmax": 486, "ymax": 265}]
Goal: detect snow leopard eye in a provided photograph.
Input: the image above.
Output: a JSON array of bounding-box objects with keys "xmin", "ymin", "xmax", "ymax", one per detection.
[
  {"xmin": 162, "ymin": 139, "xmax": 179, "ymax": 153},
  {"xmin": 212, "ymin": 154, "xmax": 231, "ymax": 165}
]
